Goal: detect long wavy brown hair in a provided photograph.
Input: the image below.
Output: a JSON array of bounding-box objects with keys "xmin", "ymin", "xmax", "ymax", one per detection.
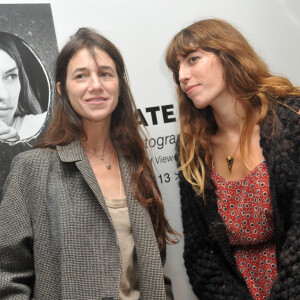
[
  {"xmin": 36, "ymin": 28, "xmax": 178, "ymax": 249},
  {"xmin": 165, "ymin": 18, "xmax": 300, "ymax": 197}
]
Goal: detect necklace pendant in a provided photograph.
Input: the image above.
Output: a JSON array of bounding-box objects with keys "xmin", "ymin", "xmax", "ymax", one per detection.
[
  {"xmin": 226, "ymin": 156, "xmax": 233, "ymax": 171},
  {"xmin": 100, "ymin": 155, "xmax": 104, "ymax": 160},
  {"xmin": 106, "ymin": 163, "xmax": 111, "ymax": 170}
]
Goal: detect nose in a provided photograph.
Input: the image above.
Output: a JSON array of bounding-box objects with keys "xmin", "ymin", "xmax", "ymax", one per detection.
[
  {"xmin": 88, "ymin": 73, "xmax": 103, "ymax": 91},
  {"xmin": 0, "ymin": 79, "xmax": 9, "ymax": 101},
  {"xmin": 178, "ymin": 63, "xmax": 190, "ymax": 84}
]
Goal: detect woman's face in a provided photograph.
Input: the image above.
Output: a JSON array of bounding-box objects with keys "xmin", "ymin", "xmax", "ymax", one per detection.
[
  {"xmin": 60, "ymin": 47, "xmax": 120, "ymax": 128},
  {"xmin": 177, "ymin": 49, "xmax": 228, "ymax": 109},
  {"xmin": 0, "ymin": 49, "xmax": 21, "ymax": 125}
]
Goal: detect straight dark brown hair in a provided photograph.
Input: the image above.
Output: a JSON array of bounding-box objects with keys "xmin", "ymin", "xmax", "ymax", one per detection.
[{"xmin": 37, "ymin": 28, "xmax": 178, "ymax": 248}]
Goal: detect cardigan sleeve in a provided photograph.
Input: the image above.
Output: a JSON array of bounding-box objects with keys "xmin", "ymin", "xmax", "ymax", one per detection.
[
  {"xmin": 0, "ymin": 154, "xmax": 34, "ymax": 299},
  {"xmin": 268, "ymin": 98, "xmax": 300, "ymax": 299},
  {"xmin": 179, "ymin": 171, "xmax": 252, "ymax": 299}
]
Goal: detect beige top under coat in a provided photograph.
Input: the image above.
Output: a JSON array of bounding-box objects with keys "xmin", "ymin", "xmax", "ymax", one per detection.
[{"xmin": 104, "ymin": 196, "xmax": 140, "ymax": 300}]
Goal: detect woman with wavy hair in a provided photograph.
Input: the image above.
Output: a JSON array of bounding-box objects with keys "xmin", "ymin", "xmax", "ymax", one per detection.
[
  {"xmin": 166, "ymin": 18, "xmax": 300, "ymax": 299},
  {"xmin": 0, "ymin": 27, "xmax": 177, "ymax": 299},
  {"xmin": 0, "ymin": 32, "xmax": 47, "ymax": 142}
]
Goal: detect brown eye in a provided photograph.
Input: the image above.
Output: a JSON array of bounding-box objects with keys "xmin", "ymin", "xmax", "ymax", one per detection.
[
  {"xmin": 190, "ymin": 56, "xmax": 199, "ymax": 63},
  {"xmin": 102, "ymin": 72, "xmax": 111, "ymax": 77},
  {"xmin": 75, "ymin": 74, "xmax": 85, "ymax": 79}
]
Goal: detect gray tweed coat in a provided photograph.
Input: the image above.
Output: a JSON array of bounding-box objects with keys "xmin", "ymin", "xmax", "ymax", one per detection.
[{"xmin": 0, "ymin": 140, "xmax": 173, "ymax": 300}]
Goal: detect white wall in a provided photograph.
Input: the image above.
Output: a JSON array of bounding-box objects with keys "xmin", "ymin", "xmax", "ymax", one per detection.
[{"xmin": 2, "ymin": 0, "xmax": 300, "ymax": 298}]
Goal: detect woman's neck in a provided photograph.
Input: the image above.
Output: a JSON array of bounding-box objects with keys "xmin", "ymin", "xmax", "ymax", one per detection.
[
  {"xmin": 81, "ymin": 120, "xmax": 114, "ymax": 155},
  {"xmin": 211, "ymin": 97, "xmax": 245, "ymax": 137}
]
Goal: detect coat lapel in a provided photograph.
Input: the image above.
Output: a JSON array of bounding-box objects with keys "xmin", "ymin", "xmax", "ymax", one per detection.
[{"xmin": 57, "ymin": 140, "xmax": 111, "ymax": 220}]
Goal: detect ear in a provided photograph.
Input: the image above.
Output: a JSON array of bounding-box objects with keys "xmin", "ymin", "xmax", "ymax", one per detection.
[{"xmin": 56, "ymin": 82, "xmax": 62, "ymax": 96}]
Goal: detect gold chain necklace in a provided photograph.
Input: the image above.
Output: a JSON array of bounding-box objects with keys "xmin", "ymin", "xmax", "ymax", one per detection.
[
  {"xmin": 85, "ymin": 149, "xmax": 114, "ymax": 170},
  {"xmin": 221, "ymin": 140, "xmax": 240, "ymax": 172}
]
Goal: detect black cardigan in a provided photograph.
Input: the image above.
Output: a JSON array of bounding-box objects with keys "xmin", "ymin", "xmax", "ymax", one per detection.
[{"xmin": 178, "ymin": 98, "xmax": 300, "ymax": 299}]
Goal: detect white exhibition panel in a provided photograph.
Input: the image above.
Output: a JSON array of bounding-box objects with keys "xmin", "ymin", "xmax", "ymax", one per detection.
[{"xmin": 2, "ymin": 1, "xmax": 300, "ymax": 299}]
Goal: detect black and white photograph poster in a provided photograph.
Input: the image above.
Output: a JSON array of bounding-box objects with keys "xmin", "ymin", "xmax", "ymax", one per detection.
[{"xmin": 0, "ymin": 4, "xmax": 58, "ymax": 201}]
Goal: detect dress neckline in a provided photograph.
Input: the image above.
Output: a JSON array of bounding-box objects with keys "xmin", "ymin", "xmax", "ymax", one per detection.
[
  {"xmin": 103, "ymin": 195, "xmax": 127, "ymax": 208},
  {"xmin": 212, "ymin": 160, "xmax": 266, "ymax": 183}
]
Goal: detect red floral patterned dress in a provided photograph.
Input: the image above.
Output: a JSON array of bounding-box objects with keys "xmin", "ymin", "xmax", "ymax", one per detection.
[{"xmin": 212, "ymin": 161, "xmax": 278, "ymax": 300}]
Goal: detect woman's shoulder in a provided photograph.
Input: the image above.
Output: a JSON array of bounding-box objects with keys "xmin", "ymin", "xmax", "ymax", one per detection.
[
  {"xmin": 276, "ymin": 97, "xmax": 300, "ymax": 133},
  {"xmin": 262, "ymin": 97, "xmax": 300, "ymax": 137},
  {"xmin": 277, "ymin": 96, "xmax": 300, "ymax": 117},
  {"xmin": 282, "ymin": 96, "xmax": 300, "ymax": 108},
  {"xmin": 3, "ymin": 148, "xmax": 59, "ymax": 198},
  {"xmin": 14, "ymin": 147, "xmax": 55, "ymax": 159},
  {"xmin": 11, "ymin": 147, "xmax": 58, "ymax": 173}
]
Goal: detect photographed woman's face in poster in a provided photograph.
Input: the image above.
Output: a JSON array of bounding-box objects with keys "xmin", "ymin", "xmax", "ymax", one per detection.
[
  {"xmin": 0, "ymin": 49, "xmax": 21, "ymax": 126},
  {"xmin": 0, "ymin": 32, "xmax": 50, "ymax": 144}
]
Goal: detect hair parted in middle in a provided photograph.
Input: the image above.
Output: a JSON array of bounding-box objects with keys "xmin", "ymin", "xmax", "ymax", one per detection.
[
  {"xmin": 38, "ymin": 27, "xmax": 178, "ymax": 248},
  {"xmin": 165, "ymin": 18, "xmax": 300, "ymax": 197}
]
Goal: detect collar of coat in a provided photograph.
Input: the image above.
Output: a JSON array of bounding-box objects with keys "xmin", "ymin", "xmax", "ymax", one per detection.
[{"xmin": 56, "ymin": 139, "xmax": 88, "ymax": 162}]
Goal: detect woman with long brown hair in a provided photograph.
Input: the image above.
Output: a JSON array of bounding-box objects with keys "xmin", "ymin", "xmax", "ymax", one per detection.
[
  {"xmin": 0, "ymin": 27, "xmax": 176, "ymax": 299},
  {"xmin": 166, "ymin": 18, "xmax": 300, "ymax": 299}
]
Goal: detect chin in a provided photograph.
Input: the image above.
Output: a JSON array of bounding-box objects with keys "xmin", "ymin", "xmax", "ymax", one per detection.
[{"xmin": 193, "ymin": 102, "xmax": 209, "ymax": 110}]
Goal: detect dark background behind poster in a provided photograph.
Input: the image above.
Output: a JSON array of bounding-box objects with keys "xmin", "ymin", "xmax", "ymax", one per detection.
[{"xmin": 0, "ymin": 4, "xmax": 58, "ymax": 201}]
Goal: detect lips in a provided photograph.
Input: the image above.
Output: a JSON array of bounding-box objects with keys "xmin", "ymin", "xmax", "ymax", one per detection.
[
  {"xmin": 185, "ymin": 84, "xmax": 199, "ymax": 95},
  {"xmin": 0, "ymin": 105, "xmax": 13, "ymax": 111},
  {"xmin": 85, "ymin": 96, "xmax": 107, "ymax": 103}
]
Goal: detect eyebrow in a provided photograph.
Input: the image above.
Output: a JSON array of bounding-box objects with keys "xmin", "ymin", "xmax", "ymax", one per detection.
[
  {"xmin": 5, "ymin": 67, "xmax": 18, "ymax": 74},
  {"xmin": 99, "ymin": 66, "xmax": 115, "ymax": 71},
  {"xmin": 72, "ymin": 65, "xmax": 115, "ymax": 74}
]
